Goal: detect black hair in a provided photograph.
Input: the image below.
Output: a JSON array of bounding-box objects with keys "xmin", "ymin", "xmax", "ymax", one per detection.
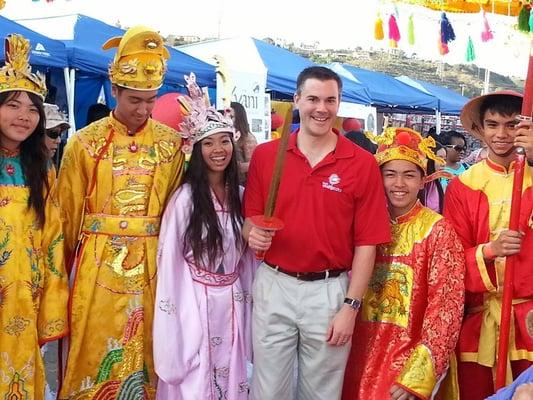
[
  {"xmin": 479, "ymin": 94, "xmax": 522, "ymax": 124},
  {"xmin": 442, "ymin": 130, "xmax": 467, "ymax": 146},
  {"xmin": 296, "ymin": 66, "xmax": 342, "ymax": 96},
  {"xmin": 0, "ymin": 91, "xmax": 49, "ymax": 226},
  {"xmin": 292, "ymin": 109, "xmax": 300, "ymax": 123},
  {"xmin": 183, "ymin": 134, "xmax": 243, "ymax": 270},
  {"xmin": 86, "ymin": 103, "xmax": 110, "ymax": 125},
  {"xmin": 230, "ymin": 102, "xmax": 252, "ymax": 154}
]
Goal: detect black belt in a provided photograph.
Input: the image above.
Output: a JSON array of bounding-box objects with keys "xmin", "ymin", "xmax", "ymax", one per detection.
[{"xmin": 264, "ymin": 261, "xmax": 347, "ymax": 281}]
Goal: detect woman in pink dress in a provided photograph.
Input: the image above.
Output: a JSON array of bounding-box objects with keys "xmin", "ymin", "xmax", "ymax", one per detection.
[{"xmin": 153, "ymin": 73, "xmax": 255, "ymax": 400}]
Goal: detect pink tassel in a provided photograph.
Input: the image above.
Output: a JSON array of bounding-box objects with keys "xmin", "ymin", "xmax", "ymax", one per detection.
[
  {"xmin": 388, "ymin": 14, "xmax": 401, "ymax": 45},
  {"xmin": 481, "ymin": 11, "xmax": 493, "ymax": 42}
]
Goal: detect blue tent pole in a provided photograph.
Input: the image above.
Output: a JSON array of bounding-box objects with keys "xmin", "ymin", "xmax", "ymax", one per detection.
[
  {"xmin": 63, "ymin": 67, "xmax": 75, "ymax": 137},
  {"xmin": 68, "ymin": 68, "xmax": 76, "ymax": 134},
  {"xmin": 435, "ymin": 109, "xmax": 441, "ymax": 135}
]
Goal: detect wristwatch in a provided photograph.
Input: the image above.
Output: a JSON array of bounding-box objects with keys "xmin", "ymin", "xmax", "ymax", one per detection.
[{"xmin": 344, "ymin": 297, "xmax": 362, "ymax": 310}]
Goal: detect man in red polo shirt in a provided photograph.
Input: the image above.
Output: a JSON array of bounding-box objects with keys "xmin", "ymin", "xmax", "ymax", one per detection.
[{"xmin": 244, "ymin": 66, "xmax": 391, "ymax": 400}]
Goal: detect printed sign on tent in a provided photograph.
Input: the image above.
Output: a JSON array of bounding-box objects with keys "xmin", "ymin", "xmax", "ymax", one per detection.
[{"xmin": 216, "ymin": 69, "xmax": 267, "ymax": 143}]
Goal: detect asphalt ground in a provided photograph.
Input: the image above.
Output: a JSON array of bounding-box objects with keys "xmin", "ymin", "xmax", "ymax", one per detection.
[{"xmin": 43, "ymin": 341, "xmax": 59, "ymax": 399}]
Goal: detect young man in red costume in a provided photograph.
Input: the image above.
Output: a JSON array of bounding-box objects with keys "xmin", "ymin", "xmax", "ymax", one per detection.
[
  {"xmin": 444, "ymin": 91, "xmax": 533, "ymax": 399},
  {"xmin": 342, "ymin": 127, "xmax": 465, "ymax": 400}
]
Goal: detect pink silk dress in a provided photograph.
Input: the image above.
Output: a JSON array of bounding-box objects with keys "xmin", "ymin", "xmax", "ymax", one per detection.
[{"xmin": 153, "ymin": 184, "xmax": 256, "ymax": 399}]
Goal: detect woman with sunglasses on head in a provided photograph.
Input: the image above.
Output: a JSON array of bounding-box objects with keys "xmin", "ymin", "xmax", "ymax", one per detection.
[
  {"xmin": 0, "ymin": 34, "xmax": 68, "ymax": 398},
  {"xmin": 43, "ymin": 103, "xmax": 70, "ymax": 171},
  {"xmin": 153, "ymin": 73, "xmax": 256, "ymax": 400},
  {"xmin": 440, "ymin": 130, "xmax": 469, "ymax": 191}
]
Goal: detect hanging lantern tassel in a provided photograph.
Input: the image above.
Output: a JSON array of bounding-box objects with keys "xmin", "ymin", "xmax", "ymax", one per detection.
[
  {"xmin": 518, "ymin": 5, "xmax": 531, "ymax": 32},
  {"xmin": 466, "ymin": 36, "xmax": 476, "ymax": 62},
  {"xmin": 408, "ymin": 14, "xmax": 415, "ymax": 45},
  {"xmin": 438, "ymin": 30, "xmax": 449, "ymax": 55},
  {"xmin": 389, "ymin": 14, "xmax": 401, "ymax": 48},
  {"xmin": 440, "ymin": 12, "xmax": 456, "ymax": 46},
  {"xmin": 481, "ymin": 11, "xmax": 494, "ymax": 42},
  {"xmin": 375, "ymin": 13, "xmax": 385, "ymax": 40}
]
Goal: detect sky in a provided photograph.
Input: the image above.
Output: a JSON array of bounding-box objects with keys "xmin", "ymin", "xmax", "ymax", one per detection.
[{"xmin": 2, "ymin": 0, "xmax": 531, "ymax": 80}]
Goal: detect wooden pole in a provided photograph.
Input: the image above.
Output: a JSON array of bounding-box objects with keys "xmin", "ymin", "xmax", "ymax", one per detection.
[
  {"xmin": 495, "ymin": 41, "xmax": 533, "ymax": 390},
  {"xmin": 264, "ymin": 115, "xmax": 292, "ymax": 217},
  {"xmin": 250, "ymin": 112, "xmax": 291, "ymax": 259}
]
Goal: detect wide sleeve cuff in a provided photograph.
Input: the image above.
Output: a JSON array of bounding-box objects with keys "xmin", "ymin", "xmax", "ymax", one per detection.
[
  {"xmin": 474, "ymin": 244, "xmax": 496, "ymax": 292},
  {"xmin": 396, "ymin": 344, "xmax": 437, "ymax": 400}
]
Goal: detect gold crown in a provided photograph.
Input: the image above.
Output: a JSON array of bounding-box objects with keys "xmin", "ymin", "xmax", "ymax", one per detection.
[
  {"xmin": 0, "ymin": 34, "xmax": 47, "ymax": 100},
  {"xmin": 102, "ymin": 26, "xmax": 170, "ymax": 90},
  {"xmin": 366, "ymin": 127, "xmax": 443, "ymax": 173}
]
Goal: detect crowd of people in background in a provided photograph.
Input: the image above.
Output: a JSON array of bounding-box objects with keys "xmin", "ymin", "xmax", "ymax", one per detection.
[{"xmin": 1, "ymin": 25, "xmax": 532, "ymax": 400}]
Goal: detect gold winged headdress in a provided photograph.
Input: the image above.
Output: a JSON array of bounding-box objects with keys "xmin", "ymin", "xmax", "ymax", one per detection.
[
  {"xmin": 0, "ymin": 34, "xmax": 47, "ymax": 99},
  {"xmin": 102, "ymin": 26, "xmax": 170, "ymax": 90}
]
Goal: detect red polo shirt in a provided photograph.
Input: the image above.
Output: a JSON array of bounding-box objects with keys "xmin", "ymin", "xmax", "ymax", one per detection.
[{"xmin": 244, "ymin": 130, "xmax": 391, "ymax": 272}]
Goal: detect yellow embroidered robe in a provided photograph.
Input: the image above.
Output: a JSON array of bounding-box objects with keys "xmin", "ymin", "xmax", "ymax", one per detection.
[
  {"xmin": 57, "ymin": 115, "xmax": 184, "ymax": 399},
  {"xmin": 0, "ymin": 153, "xmax": 68, "ymax": 399}
]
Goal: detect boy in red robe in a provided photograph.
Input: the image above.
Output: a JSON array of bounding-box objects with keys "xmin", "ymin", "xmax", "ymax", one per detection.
[
  {"xmin": 343, "ymin": 127, "xmax": 465, "ymax": 400},
  {"xmin": 444, "ymin": 91, "xmax": 533, "ymax": 399}
]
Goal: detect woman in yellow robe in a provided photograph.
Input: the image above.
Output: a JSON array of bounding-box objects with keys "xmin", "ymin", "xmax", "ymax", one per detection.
[{"xmin": 0, "ymin": 34, "xmax": 69, "ymax": 399}]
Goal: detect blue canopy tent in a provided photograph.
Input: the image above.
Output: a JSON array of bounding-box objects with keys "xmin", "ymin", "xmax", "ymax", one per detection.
[
  {"xmin": 0, "ymin": 16, "xmax": 69, "ymax": 111},
  {"xmin": 63, "ymin": 15, "xmax": 215, "ymax": 86},
  {"xmin": 17, "ymin": 14, "xmax": 216, "ymax": 129},
  {"xmin": 253, "ymin": 39, "xmax": 371, "ymax": 105},
  {"xmin": 396, "ymin": 76, "xmax": 468, "ymax": 115},
  {"xmin": 335, "ymin": 63, "xmax": 439, "ymax": 113},
  {"xmin": 65, "ymin": 15, "xmax": 216, "ymax": 127},
  {"xmin": 0, "ymin": 15, "xmax": 68, "ymax": 68}
]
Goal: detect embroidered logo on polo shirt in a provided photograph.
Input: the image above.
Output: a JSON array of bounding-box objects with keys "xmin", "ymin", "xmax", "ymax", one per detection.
[
  {"xmin": 322, "ymin": 173, "xmax": 342, "ymax": 192},
  {"xmin": 329, "ymin": 174, "xmax": 340, "ymax": 185}
]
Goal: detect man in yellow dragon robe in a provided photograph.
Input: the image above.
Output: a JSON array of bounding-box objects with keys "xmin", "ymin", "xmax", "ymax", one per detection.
[{"xmin": 58, "ymin": 26, "xmax": 184, "ymax": 399}]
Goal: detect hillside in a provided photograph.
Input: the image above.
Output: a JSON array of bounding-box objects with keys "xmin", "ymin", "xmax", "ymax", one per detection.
[
  {"xmin": 299, "ymin": 47, "xmax": 524, "ymax": 98},
  {"xmin": 165, "ymin": 34, "xmax": 524, "ymax": 99}
]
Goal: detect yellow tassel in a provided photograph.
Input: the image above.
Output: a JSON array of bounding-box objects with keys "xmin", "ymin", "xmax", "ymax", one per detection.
[{"xmin": 375, "ymin": 14, "xmax": 384, "ymax": 40}]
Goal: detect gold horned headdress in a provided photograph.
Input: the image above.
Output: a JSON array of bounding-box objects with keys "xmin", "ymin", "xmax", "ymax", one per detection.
[
  {"xmin": 0, "ymin": 34, "xmax": 47, "ymax": 100},
  {"xmin": 102, "ymin": 26, "xmax": 170, "ymax": 90},
  {"xmin": 366, "ymin": 127, "xmax": 443, "ymax": 173}
]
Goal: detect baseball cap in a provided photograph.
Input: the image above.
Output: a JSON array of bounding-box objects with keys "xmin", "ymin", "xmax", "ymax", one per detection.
[{"xmin": 44, "ymin": 103, "xmax": 70, "ymax": 131}]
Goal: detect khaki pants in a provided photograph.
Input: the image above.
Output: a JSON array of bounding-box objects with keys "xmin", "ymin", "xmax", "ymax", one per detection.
[{"xmin": 251, "ymin": 263, "xmax": 351, "ymax": 400}]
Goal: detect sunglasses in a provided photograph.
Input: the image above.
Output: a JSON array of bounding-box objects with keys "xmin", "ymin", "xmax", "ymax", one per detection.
[
  {"xmin": 445, "ymin": 144, "xmax": 467, "ymax": 152},
  {"xmin": 45, "ymin": 129, "xmax": 64, "ymax": 139}
]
